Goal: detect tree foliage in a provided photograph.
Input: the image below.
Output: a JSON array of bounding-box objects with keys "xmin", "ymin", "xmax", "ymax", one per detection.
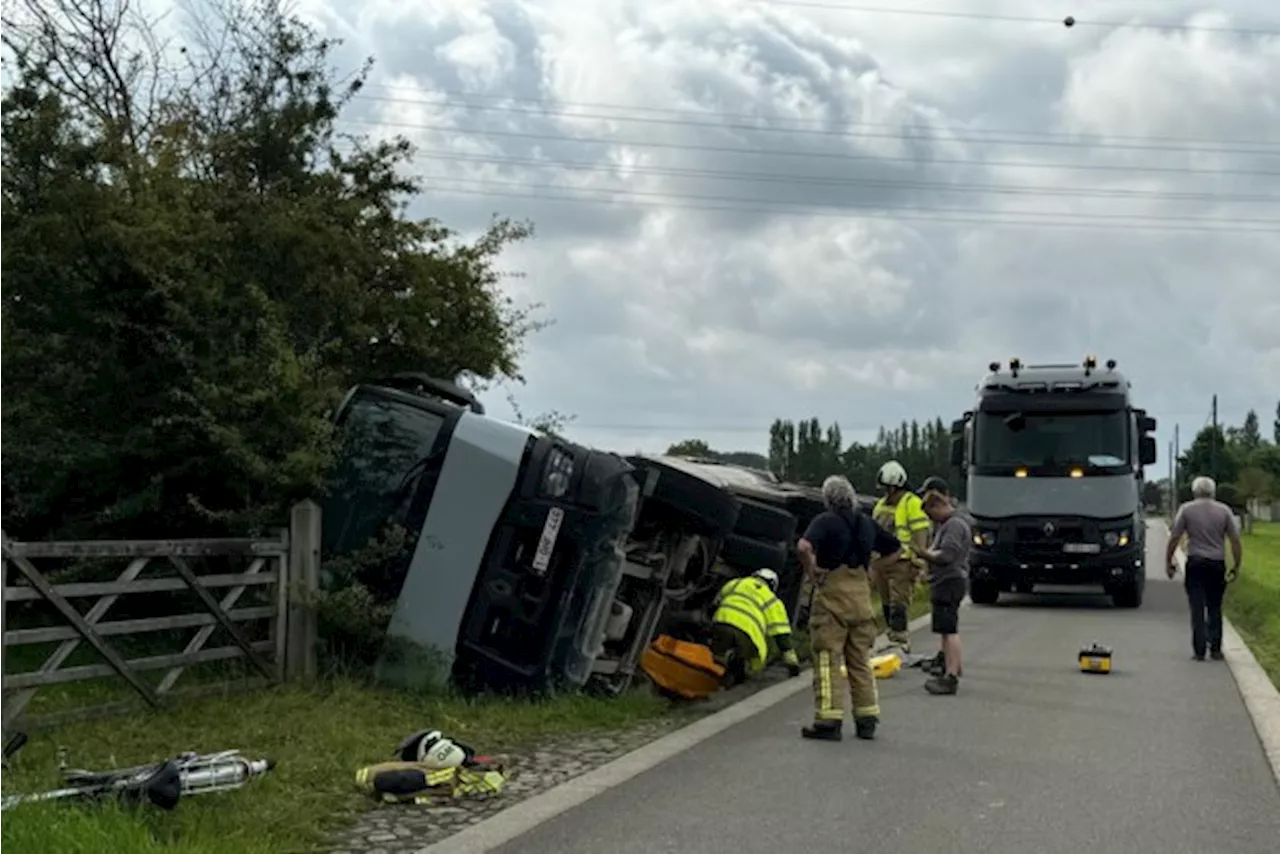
[
  {"xmin": 1178, "ymin": 404, "xmax": 1280, "ymax": 510},
  {"xmin": 767, "ymin": 416, "xmax": 953, "ymax": 495},
  {"xmin": 1, "ymin": 0, "xmax": 541, "ymax": 539}
]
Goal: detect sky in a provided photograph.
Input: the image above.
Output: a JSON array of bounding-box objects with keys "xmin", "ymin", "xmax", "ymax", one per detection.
[{"xmin": 129, "ymin": 1, "xmax": 1280, "ymax": 465}]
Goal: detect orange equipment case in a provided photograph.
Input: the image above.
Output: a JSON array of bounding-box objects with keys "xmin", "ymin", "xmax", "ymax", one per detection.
[{"xmin": 640, "ymin": 634, "xmax": 726, "ymax": 701}]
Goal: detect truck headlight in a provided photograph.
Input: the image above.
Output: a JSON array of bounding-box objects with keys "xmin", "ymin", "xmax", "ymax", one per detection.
[
  {"xmin": 1103, "ymin": 529, "xmax": 1130, "ymax": 548},
  {"xmin": 541, "ymin": 447, "xmax": 575, "ymax": 498},
  {"xmin": 973, "ymin": 530, "xmax": 996, "ymax": 547}
]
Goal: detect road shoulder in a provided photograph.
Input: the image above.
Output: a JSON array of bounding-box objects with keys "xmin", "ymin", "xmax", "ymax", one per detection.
[
  {"xmin": 1160, "ymin": 518, "xmax": 1280, "ymax": 791},
  {"xmin": 416, "ymin": 611, "xmax": 936, "ymax": 854}
]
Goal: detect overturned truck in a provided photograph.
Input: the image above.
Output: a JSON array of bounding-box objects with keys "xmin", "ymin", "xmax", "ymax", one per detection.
[{"xmin": 319, "ymin": 374, "xmax": 827, "ymax": 697}]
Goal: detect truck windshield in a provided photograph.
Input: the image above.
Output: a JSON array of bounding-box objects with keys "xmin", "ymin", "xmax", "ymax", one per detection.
[
  {"xmin": 973, "ymin": 410, "xmax": 1130, "ymax": 471},
  {"xmin": 323, "ymin": 392, "xmax": 445, "ymax": 557}
]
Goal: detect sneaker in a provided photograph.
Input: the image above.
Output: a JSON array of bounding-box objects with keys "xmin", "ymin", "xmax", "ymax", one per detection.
[
  {"xmin": 854, "ymin": 717, "xmax": 878, "ymax": 740},
  {"xmin": 801, "ymin": 721, "xmax": 843, "ymax": 741},
  {"xmin": 925, "ymin": 674, "xmax": 959, "ymax": 695},
  {"xmin": 1210, "ymin": 650, "xmax": 1225, "ymax": 661},
  {"xmin": 1192, "ymin": 653, "xmax": 1206, "ymax": 662}
]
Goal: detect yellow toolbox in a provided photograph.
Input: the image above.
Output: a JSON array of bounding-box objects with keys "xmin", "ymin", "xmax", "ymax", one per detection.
[{"xmin": 1079, "ymin": 642, "xmax": 1113, "ymax": 674}]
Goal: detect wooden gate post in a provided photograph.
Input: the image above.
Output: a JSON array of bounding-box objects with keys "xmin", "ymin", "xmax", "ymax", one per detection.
[{"xmin": 285, "ymin": 500, "xmax": 321, "ymax": 681}]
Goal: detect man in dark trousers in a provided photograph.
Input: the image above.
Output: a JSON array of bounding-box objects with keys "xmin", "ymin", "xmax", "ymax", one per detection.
[
  {"xmin": 796, "ymin": 475, "xmax": 902, "ymax": 742},
  {"xmin": 1165, "ymin": 476, "xmax": 1244, "ymax": 661}
]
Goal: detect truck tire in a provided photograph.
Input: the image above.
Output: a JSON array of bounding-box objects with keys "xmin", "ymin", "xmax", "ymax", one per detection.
[
  {"xmin": 1112, "ymin": 580, "xmax": 1143, "ymax": 609},
  {"xmin": 629, "ymin": 457, "xmax": 741, "ymax": 535},
  {"xmin": 968, "ymin": 579, "xmax": 1000, "ymax": 606},
  {"xmin": 778, "ymin": 548, "xmax": 806, "ymax": 623},
  {"xmin": 719, "ymin": 534, "xmax": 788, "ymax": 573},
  {"xmin": 732, "ymin": 499, "xmax": 797, "ymax": 542}
]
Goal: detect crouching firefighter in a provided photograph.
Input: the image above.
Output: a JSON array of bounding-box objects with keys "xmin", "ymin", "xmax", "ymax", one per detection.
[
  {"xmin": 797, "ymin": 475, "xmax": 902, "ymax": 741},
  {"xmin": 710, "ymin": 568, "xmax": 802, "ymax": 685},
  {"xmin": 872, "ymin": 460, "xmax": 931, "ymax": 652}
]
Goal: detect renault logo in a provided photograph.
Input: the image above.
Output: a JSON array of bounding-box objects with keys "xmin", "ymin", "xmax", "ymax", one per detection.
[{"xmin": 1043, "ymin": 521, "xmax": 1057, "ymax": 537}]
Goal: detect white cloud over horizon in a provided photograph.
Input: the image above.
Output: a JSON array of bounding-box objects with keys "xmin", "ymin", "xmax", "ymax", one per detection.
[{"xmin": 246, "ymin": 1, "xmax": 1280, "ymax": 459}]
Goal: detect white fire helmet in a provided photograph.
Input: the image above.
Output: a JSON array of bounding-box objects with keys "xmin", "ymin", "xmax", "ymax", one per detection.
[
  {"xmin": 396, "ymin": 729, "xmax": 475, "ymax": 769},
  {"xmin": 753, "ymin": 568, "xmax": 780, "ymax": 592}
]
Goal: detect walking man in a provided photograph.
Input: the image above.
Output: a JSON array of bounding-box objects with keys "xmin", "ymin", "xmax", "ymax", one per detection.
[
  {"xmin": 796, "ymin": 475, "xmax": 902, "ymax": 742},
  {"xmin": 871, "ymin": 461, "xmax": 931, "ymax": 652},
  {"xmin": 1165, "ymin": 476, "xmax": 1243, "ymax": 661},
  {"xmin": 918, "ymin": 489, "xmax": 971, "ymax": 694}
]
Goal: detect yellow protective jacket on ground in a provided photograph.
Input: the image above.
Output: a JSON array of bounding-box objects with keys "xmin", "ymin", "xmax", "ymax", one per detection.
[
  {"xmin": 711, "ymin": 576, "xmax": 792, "ymax": 670},
  {"xmin": 873, "ymin": 492, "xmax": 931, "ymax": 567}
]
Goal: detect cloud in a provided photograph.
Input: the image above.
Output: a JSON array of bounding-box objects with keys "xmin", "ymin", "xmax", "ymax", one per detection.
[{"xmin": 309, "ymin": 0, "xmax": 1278, "ymax": 459}]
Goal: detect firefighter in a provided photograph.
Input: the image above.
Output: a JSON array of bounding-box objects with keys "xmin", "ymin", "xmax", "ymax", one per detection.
[
  {"xmin": 709, "ymin": 568, "xmax": 802, "ymax": 685},
  {"xmin": 797, "ymin": 475, "xmax": 902, "ymax": 741},
  {"xmin": 871, "ymin": 460, "xmax": 931, "ymax": 652}
]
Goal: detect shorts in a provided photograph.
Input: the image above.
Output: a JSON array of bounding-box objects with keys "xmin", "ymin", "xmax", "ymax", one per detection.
[{"xmin": 930, "ymin": 577, "xmax": 967, "ymax": 635}]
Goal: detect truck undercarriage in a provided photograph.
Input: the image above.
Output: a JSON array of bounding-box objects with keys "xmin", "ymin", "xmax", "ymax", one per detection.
[{"xmin": 319, "ymin": 376, "xmax": 830, "ymax": 699}]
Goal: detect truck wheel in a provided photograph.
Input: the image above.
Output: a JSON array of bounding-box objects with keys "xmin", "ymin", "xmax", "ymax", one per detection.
[
  {"xmin": 732, "ymin": 499, "xmax": 798, "ymax": 542},
  {"xmin": 1112, "ymin": 581, "xmax": 1143, "ymax": 609},
  {"xmin": 628, "ymin": 457, "xmax": 741, "ymax": 535},
  {"xmin": 778, "ymin": 548, "xmax": 806, "ymax": 621},
  {"xmin": 719, "ymin": 534, "xmax": 788, "ymax": 572},
  {"xmin": 969, "ymin": 579, "xmax": 1000, "ymax": 605}
]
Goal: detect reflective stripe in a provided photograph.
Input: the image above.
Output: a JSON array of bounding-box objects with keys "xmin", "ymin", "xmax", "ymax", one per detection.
[
  {"xmin": 718, "ymin": 599, "xmax": 767, "ymax": 637},
  {"xmin": 713, "ymin": 576, "xmax": 794, "ymax": 669},
  {"xmin": 853, "ymin": 703, "xmax": 881, "ymax": 718},
  {"xmin": 816, "ymin": 651, "xmax": 842, "ymax": 721}
]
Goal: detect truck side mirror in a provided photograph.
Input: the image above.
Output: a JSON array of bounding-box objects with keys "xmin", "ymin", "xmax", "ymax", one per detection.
[
  {"xmin": 1138, "ymin": 415, "xmax": 1157, "ymax": 433},
  {"xmin": 949, "ymin": 436, "xmax": 965, "ymax": 467},
  {"xmin": 949, "ymin": 418, "xmax": 966, "ymax": 435},
  {"xmin": 1139, "ymin": 436, "xmax": 1157, "ymax": 466}
]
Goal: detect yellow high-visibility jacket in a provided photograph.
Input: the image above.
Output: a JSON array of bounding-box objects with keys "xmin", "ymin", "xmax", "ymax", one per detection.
[
  {"xmin": 873, "ymin": 492, "xmax": 931, "ymax": 566},
  {"xmin": 712, "ymin": 576, "xmax": 793, "ymax": 671}
]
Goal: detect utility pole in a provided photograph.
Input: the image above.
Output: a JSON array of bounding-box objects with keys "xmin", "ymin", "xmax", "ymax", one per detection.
[
  {"xmin": 1173, "ymin": 424, "xmax": 1180, "ymax": 505},
  {"xmin": 1211, "ymin": 395, "xmax": 1218, "ymax": 482},
  {"xmin": 1167, "ymin": 440, "xmax": 1174, "ymax": 516}
]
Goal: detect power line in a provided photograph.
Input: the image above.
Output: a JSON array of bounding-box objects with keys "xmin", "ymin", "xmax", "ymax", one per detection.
[
  {"xmin": 361, "ymin": 84, "xmax": 1280, "ymax": 149},
  {"xmin": 336, "ymin": 118, "xmax": 1280, "ymax": 179},
  {"xmin": 752, "ymin": 1, "xmax": 1280, "ymax": 35},
  {"xmin": 417, "ymin": 175, "xmax": 1280, "ymax": 232},
  {"xmin": 350, "ymin": 93, "xmax": 1280, "ymax": 156},
  {"xmin": 348, "ymin": 149, "xmax": 1280, "ymax": 205}
]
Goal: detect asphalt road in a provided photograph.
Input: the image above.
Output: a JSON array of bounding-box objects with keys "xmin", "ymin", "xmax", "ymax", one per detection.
[{"xmin": 492, "ymin": 521, "xmax": 1280, "ymax": 854}]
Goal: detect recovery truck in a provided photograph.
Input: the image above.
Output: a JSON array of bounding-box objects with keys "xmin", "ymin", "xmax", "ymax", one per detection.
[
  {"xmin": 319, "ymin": 373, "xmax": 745, "ymax": 697},
  {"xmin": 948, "ymin": 356, "xmax": 1158, "ymax": 608}
]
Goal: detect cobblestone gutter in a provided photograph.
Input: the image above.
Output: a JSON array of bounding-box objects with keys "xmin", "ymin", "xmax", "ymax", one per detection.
[{"xmin": 329, "ymin": 667, "xmax": 796, "ymax": 854}]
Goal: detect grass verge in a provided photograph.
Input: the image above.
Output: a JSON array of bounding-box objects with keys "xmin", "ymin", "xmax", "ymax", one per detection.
[
  {"xmin": 1, "ymin": 679, "xmax": 674, "ymax": 854},
  {"xmin": 1224, "ymin": 520, "xmax": 1280, "ymax": 689}
]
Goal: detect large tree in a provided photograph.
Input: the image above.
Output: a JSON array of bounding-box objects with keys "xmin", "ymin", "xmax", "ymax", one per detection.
[{"xmin": 1, "ymin": 0, "xmax": 541, "ymax": 539}]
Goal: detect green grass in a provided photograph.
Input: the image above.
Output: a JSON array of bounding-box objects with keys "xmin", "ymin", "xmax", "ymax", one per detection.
[
  {"xmin": 1224, "ymin": 520, "xmax": 1280, "ymax": 689},
  {"xmin": 1, "ymin": 679, "xmax": 676, "ymax": 854}
]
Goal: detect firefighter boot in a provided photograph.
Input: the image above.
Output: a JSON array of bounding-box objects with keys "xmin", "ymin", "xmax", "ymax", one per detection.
[
  {"xmin": 854, "ymin": 716, "xmax": 878, "ymax": 741},
  {"xmin": 888, "ymin": 604, "xmax": 911, "ymax": 653},
  {"xmin": 801, "ymin": 721, "xmax": 843, "ymax": 742}
]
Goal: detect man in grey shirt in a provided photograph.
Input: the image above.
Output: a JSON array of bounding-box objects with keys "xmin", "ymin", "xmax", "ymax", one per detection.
[
  {"xmin": 1165, "ymin": 476, "xmax": 1244, "ymax": 661},
  {"xmin": 918, "ymin": 489, "xmax": 971, "ymax": 695}
]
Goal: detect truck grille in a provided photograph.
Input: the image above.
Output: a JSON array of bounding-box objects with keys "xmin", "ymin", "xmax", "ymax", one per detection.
[{"xmin": 1014, "ymin": 522, "xmax": 1086, "ymax": 559}]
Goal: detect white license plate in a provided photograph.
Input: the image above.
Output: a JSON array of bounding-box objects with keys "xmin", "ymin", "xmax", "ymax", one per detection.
[
  {"xmin": 531, "ymin": 507, "xmax": 565, "ymax": 575},
  {"xmin": 1063, "ymin": 543, "xmax": 1101, "ymax": 554}
]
